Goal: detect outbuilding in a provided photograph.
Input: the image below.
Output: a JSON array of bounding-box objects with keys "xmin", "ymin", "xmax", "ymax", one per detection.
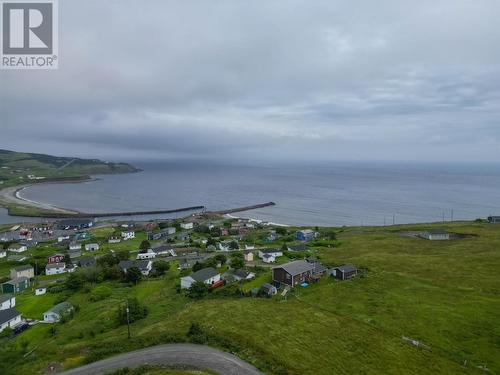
[
  {"xmin": 0, "ymin": 294, "xmax": 15, "ymax": 311},
  {"xmin": 43, "ymin": 302, "xmax": 73, "ymax": 323},
  {"xmin": 420, "ymin": 230, "xmax": 450, "ymax": 241},
  {"xmin": 330, "ymin": 264, "xmax": 358, "ymax": 280}
]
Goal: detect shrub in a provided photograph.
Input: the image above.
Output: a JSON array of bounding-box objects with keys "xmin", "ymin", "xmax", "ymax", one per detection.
[
  {"xmin": 117, "ymin": 298, "xmax": 148, "ymax": 325},
  {"xmin": 90, "ymin": 285, "xmax": 112, "ymax": 302}
]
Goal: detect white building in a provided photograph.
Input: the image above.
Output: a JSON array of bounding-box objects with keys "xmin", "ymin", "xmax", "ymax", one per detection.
[
  {"xmin": 262, "ymin": 254, "xmax": 276, "ymax": 263},
  {"xmin": 43, "ymin": 302, "xmax": 73, "ymax": 323},
  {"xmin": 35, "ymin": 288, "xmax": 47, "ymax": 296},
  {"xmin": 0, "ymin": 295, "xmax": 15, "ymax": 311},
  {"xmin": 121, "ymin": 231, "xmax": 136, "ymax": 240},
  {"xmin": 45, "ymin": 262, "xmax": 66, "ymax": 276},
  {"xmin": 180, "ymin": 222, "xmax": 194, "ymax": 230},
  {"xmin": 0, "ymin": 250, "xmax": 6, "ymax": 258},
  {"xmin": 258, "ymin": 249, "xmax": 283, "ymax": 261},
  {"xmin": 180, "ymin": 267, "xmax": 221, "ymax": 289},
  {"xmin": 108, "ymin": 236, "xmax": 121, "ymax": 244},
  {"xmin": 85, "ymin": 243, "xmax": 100, "ymax": 251},
  {"xmin": 136, "ymin": 249, "xmax": 156, "ymax": 260},
  {"xmin": 420, "ymin": 230, "xmax": 450, "ymax": 241},
  {"xmin": 69, "ymin": 242, "xmax": 82, "ymax": 251},
  {"xmin": 8, "ymin": 244, "xmax": 27, "ymax": 253},
  {"xmin": 0, "ymin": 308, "xmax": 22, "ymax": 332},
  {"xmin": 57, "ymin": 236, "xmax": 70, "ymax": 242}
]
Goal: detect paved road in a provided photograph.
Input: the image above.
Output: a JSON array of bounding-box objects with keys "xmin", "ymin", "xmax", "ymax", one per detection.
[{"xmin": 59, "ymin": 344, "xmax": 265, "ymax": 375}]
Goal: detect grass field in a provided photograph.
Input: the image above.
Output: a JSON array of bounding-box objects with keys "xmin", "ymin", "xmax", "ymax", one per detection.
[{"xmin": 1, "ymin": 221, "xmax": 499, "ymax": 374}]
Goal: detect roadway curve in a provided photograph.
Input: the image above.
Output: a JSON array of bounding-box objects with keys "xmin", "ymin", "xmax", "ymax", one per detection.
[{"xmin": 59, "ymin": 344, "xmax": 265, "ymax": 375}]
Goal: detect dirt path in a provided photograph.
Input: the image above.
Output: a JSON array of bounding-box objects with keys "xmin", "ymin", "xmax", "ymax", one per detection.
[{"xmin": 59, "ymin": 343, "xmax": 264, "ymax": 375}]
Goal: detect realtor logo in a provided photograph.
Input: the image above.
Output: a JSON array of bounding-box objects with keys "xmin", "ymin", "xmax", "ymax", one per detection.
[{"xmin": 1, "ymin": 0, "xmax": 58, "ymax": 69}]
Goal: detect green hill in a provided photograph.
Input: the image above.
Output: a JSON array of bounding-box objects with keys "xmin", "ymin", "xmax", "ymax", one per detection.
[{"xmin": 0, "ymin": 149, "xmax": 138, "ymax": 188}]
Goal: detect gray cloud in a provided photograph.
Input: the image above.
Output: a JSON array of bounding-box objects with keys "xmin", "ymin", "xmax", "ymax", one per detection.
[{"xmin": 1, "ymin": 0, "xmax": 499, "ymax": 163}]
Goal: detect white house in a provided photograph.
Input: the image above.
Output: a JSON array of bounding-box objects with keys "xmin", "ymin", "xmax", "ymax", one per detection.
[
  {"xmin": 258, "ymin": 248, "xmax": 283, "ymax": 261},
  {"xmin": 180, "ymin": 267, "xmax": 221, "ymax": 289},
  {"xmin": 218, "ymin": 240, "xmax": 232, "ymax": 251},
  {"xmin": 0, "ymin": 295, "xmax": 15, "ymax": 311},
  {"xmin": 45, "ymin": 262, "xmax": 66, "ymax": 276},
  {"xmin": 0, "ymin": 250, "xmax": 6, "ymax": 258},
  {"xmin": 108, "ymin": 236, "xmax": 121, "ymax": 244},
  {"xmin": 8, "ymin": 244, "xmax": 27, "ymax": 253},
  {"xmin": 43, "ymin": 302, "xmax": 73, "ymax": 323},
  {"xmin": 244, "ymin": 244, "xmax": 255, "ymax": 250},
  {"xmin": 0, "ymin": 308, "xmax": 22, "ymax": 332},
  {"xmin": 180, "ymin": 222, "xmax": 194, "ymax": 230},
  {"xmin": 57, "ymin": 235, "xmax": 70, "ymax": 243},
  {"xmin": 121, "ymin": 231, "xmax": 135, "ymax": 240},
  {"xmin": 85, "ymin": 243, "xmax": 100, "ymax": 251},
  {"xmin": 136, "ymin": 249, "xmax": 156, "ymax": 260},
  {"xmin": 152, "ymin": 245, "xmax": 174, "ymax": 256},
  {"xmin": 69, "ymin": 242, "xmax": 81, "ymax": 251},
  {"xmin": 35, "ymin": 287, "xmax": 46, "ymax": 296},
  {"xmin": 232, "ymin": 269, "xmax": 255, "ymax": 281},
  {"xmin": 118, "ymin": 260, "xmax": 153, "ymax": 276},
  {"xmin": 420, "ymin": 230, "xmax": 450, "ymax": 241}
]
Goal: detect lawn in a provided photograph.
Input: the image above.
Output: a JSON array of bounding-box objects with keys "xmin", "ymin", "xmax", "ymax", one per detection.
[{"xmin": 1, "ymin": 221, "xmax": 499, "ymax": 375}]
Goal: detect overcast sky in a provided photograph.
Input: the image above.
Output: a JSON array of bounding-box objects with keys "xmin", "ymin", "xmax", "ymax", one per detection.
[{"xmin": 1, "ymin": 0, "xmax": 499, "ymax": 164}]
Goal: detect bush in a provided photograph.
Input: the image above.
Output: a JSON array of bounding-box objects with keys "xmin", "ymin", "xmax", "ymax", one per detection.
[
  {"xmin": 90, "ymin": 285, "xmax": 112, "ymax": 302},
  {"xmin": 187, "ymin": 281, "xmax": 211, "ymax": 299}
]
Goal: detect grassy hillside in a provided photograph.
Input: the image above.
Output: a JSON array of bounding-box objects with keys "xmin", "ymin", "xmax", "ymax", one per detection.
[
  {"xmin": 0, "ymin": 221, "xmax": 499, "ymax": 374},
  {"xmin": 0, "ymin": 149, "xmax": 138, "ymax": 188}
]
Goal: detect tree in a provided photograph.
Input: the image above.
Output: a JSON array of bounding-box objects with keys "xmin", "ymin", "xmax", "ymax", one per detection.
[
  {"xmin": 65, "ymin": 272, "xmax": 84, "ymax": 290},
  {"xmin": 103, "ymin": 265, "xmax": 123, "ymax": 280},
  {"xmin": 276, "ymin": 227, "xmax": 287, "ymax": 235},
  {"xmin": 187, "ymin": 281, "xmax": 211, "ymax": 299},
  {"xmin": 152, "ymin": 260, "xmax": 170, "ymax": 276},
  {"xmin": 229, "ymin": 241, "xmax": 239, "ymax": 250},
  {"xmin": 194, "ymin": 225, "xmax": 210, "ymax": 234},
  {"xmin": 192, "ymin": 261, "xmax": 204, "ymax": 272},
  {"xmin": 214, "ymin": 254, "xmax": 227, "ymax": 265},
  {"xmin": 117, "ymin": 297, "xmax": 148, "ymax": 325},
  {"xmin": 206, "ymin": 238, "xmax": 217, "ymax": 247},
  {"xmin": 139, "ymin": 240, "xmax": 151, "ymax": 251},
  {"xmin": 230, "ymin": 252, "xmax": 245, "ymax": 269},
  {"xmin": 125, "ymin": 267, "xmax": 142, "ymax": 284},
  {"xmin": 281, "ymin": 243, "xmax": 288, "ymax": 252},
  {"xmin": 97, "ymin": 253, "xmax": 119, "ymax": 268},
  {"xmin": 116, "ymin": 250, "xmax": 130, "ymax": 260}
]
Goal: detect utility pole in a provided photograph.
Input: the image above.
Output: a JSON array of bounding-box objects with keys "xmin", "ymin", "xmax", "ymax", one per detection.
[
  {"xmin": 126, "ymin": 300, "xmax": 131, "ymax": 339},
  {"xmin": 451, "ymin": 209, "xmax": 454, "ymax": 222},
  {"xmin": 442, "ymin": 211, "xmax": 445, "ymax": 223},
  {"xmin": 393, "ymin": 214, "xmax": 395, "ymax": 226}
]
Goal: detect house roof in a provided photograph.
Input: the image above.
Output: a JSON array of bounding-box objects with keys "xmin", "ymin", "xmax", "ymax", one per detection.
[
  {"xmin": 0, "ymin": 294, "xmax": 13, "ymax": 303},
  {"xmin": 45, "ymin": 302, "xmax": 73, "ymax": 315},
  {"xmin": 190, "ymin": 267, "xmax": 219, "ymax": 282},
  {"xmin": 297, "ymin": 229, "xmax": 315, "ymax": 234},
  {"xmin": 152, "ymin": 245, "xmax": 173, "ymax": 253},
  {"xmin": 260, "ymin": 248, "xmax": 281, "ymax": 254},
  {"xmin": 287, "ymin": 244, "xmax": 308, "ymax": 251},
  {"xmin": 334, "ymin": 264, "xmax": 357, "ymax": 273},
  {"xmin": 424, "ymin": 229, "xmax": 449, "ymax": 235},
  {"xmin": 48, "ymin": 253, "xmax": 65, "ymax": 258},
  {"xmin": 0, "ymin": 308, "xmax": 21, "ymax": 325},
  {"xmin": 5, "ymin": 277, "xmax": 28, "ymax": 285},
  {"xmin": 78, "ymin": 256, "xmax": 95, "ymax": 266},
  {"xmin": 46, "ymin": 262, "xmax": 66, "ymax": 269},
  {"xmin": 85, "ymin": 243, "xmax": 99, "ymax": 247},
  {"xmin": 119, "ymin": 260, "xmax": 151, "ymax": 271},
  {"xmin": 58, "ymin": 219, "xmax": 93, "ymax": 226},
  {"xmin": 12, "ymin": 265, "xmax": 33, "ymax": 272},
  {"xmin": 306, "ymin": 256, "xmax": 319, "ymax": 263},
  {"xmin": 273, "ymin": 260, "xmax": 315, "ymax": 276},
  {"xmin": 8, "ymin": 243, "xmax": 24, "ymax": 249},
  {"xmin": 233, "ymin": 269, "xmax": 251, "ymax": 279}
]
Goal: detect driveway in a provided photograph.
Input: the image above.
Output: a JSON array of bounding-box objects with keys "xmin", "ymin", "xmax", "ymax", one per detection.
[{"xmin": 59, "ymin": 344, "xmax": 265, "ymax": 375}]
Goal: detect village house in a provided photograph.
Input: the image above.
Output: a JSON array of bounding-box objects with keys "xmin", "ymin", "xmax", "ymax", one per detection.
[
  {"xmin": 244, "ymin": 250, "xmax": 254, "ymax": 262},
  {"xmin": 147, "ymin": 227, "xmax": 175, "ymax": 241},
  {"xmin": 272, "ymin": 260, "xmax": 315, "ymax": 287},
  {"xmin": 330, "ymin": 264, "xmax": 358, "ymax": 280},
  {"xmin": 69, "ymin": 241, "xmax": 82, "ymax": 251},
  {"xmin": 7, "ymin": 255, "xmax": 28, "ymax": 262},
  {"xmin": 85, "ymin": 243, "xmax": 100, "ymax": 251},
  {"xmin": 78, "ymin": 256, "xmax": 96, "ymax": 267},
  {"xmin": 218, "ymin": 240, "xmax": 233, "ymax": 251},
  {"xmin": 45, "ymin": 262, "xmax": 66, "ymax": 276},
  {"xmin": 244, "ymin": 244, "xmax": 255, "ymax": 250},
  {"xmin": 0, "ymin": 308, "xmax": 22, "ymax": 332},
  {"xmin": 121, "ymin": 230, "xmax": 135, "ymax": 240},
  {"xmin": 57, "ymin": 235, "xmax": 70, "ymax": 243},
  {"xmin": 43, "ymin": 302, "xmax": 73, "ymax": 323},
  {"xmin": 180, "ymin": 267, "xmax": 221, "ymax": 289},
  {"xmin": 136, "ymin": 249, "xmax": 156, "ymax": 260},
  {"xmin": 232, "ymin": 269, "xmax": 255, "ymax": 281},
  {"xmin": 68, "ymin": 249, "xmax": 81, "ymax": 259},
  {"xmin": 180, "ymin": 222, "xmax": 194, "ymax": 230},
  {"xmin": 258, "ymin": 248, "xmax": 283, "ymax": 263},
  {"xmin": 178, "ymin": 258, "xmax": 197, "ymax": 270},
  {"xmin": 487, "ymin": 216, "xmax": 500, "ymax": 224},
  {"xmin": 152, "ymin": 244, "xmax": 175, "ymax": 257},
  {"xmin": 8, "ymin": 243, "xmax": 27, "ymax": 253},
  {"xmin": 47, "ymin": 253, "xmax": 65, "ymax": 264},
  {"xmin": 0, "ymin": 294, "xmax": 15, "ymax": 310},
  {"xmin": 1, "ymin": 277, "xmax": 30, "ymax": 294},
  {"xmin": 118, "ymin": 260, "xmax": 153, "ymax": 276},
  {"xmin": 287, "ymin": 244, "xmax": 309, "ymax": 252},
  {"xmin": 221, "ymin": 228, "xmax": 230, "ymax": 236},
  {"xmin": 265, "ymin": 230, "xmax": 278, "ymax": 242},
  {"xmin": 176, "ymin": 232, "xmax": 190, "ymax": 241},
  {"xmin": 57, "ymin": 219, "xmax": 94, "ymax": 230},
  {"xmin": 420, "ymin": 229, "xmax": 450, "ymax": 241},
  {"xmin": 108, "ymin": 236, "xmax": 121, "ymax": 244},
  {"xmin": 10, "ymin": 265, "xmax": 34, "ymax": 280},
  {"xmin": 0, "ymin": 249, "xmax": 6, "ymax": 258},
  {"xmin": 306, "ymin": 256, "xmax": 327, "ymax": 276},
  {"xmin": 296, "ymin": 229, "xmax": 316, "ymax": 242}
]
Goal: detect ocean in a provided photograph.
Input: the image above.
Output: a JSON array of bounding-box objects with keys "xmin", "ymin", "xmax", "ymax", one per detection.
[{"xmin": 6, "ymin": 161, "xmax": 500, "ymax": 226}]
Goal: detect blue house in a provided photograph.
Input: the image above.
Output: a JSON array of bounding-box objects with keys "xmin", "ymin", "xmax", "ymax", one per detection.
[{"xmin": 296, "ymin": 229, "xmax": 316, "ymax": 242}]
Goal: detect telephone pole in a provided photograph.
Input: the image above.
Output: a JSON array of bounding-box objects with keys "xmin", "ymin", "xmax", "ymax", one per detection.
[{"xmin": 126, "ymin": 300, "xmax": 131, "ymax": 339}]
